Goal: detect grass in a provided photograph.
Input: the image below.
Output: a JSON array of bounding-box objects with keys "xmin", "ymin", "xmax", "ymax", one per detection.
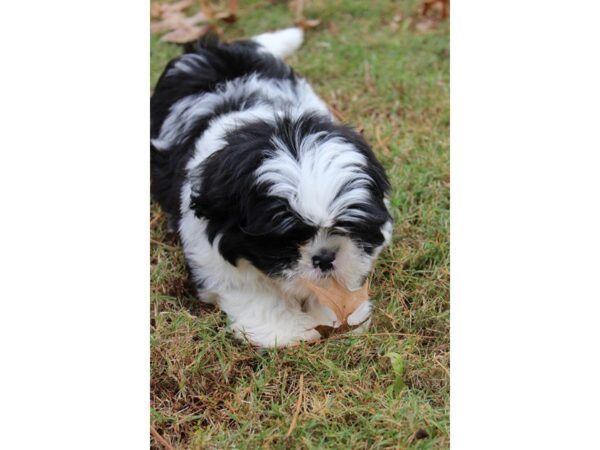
[{"xmin": 150, "ymin": 0, "xmax": 449, "ymax": 448}]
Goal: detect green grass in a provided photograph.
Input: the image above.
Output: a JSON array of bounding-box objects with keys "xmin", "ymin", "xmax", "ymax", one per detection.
[{"xmin": 151, "ymin": 0, "xmax": 449, "ymax": 448}]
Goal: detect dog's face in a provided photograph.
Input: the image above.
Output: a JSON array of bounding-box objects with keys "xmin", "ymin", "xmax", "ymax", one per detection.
[{"xmin": 190, "ymin": 114, "xmax": 392, "ymax": 290}]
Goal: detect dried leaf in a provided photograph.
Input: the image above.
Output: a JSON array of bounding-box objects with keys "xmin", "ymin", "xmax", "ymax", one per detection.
[
  {"xmin": 151, "ymin": 2, "xmax": 164, "ymax": 19},
  {"xmin": 303, "ymin": 278, "xmax": 369, "ymax": 324},
  {"xmin": 421, "ymin": 0, "xmax": 449, "ymax": 20},
  {"xmin": 151, "ymin": 0, "xmax": 194, "ymax": 19},
  {"xmin": 215, "ymin": 0, "xmax": 238, "ymax": 23},
  {"xmin": 151, "ymin": 12, "xmax": 186, "ymax": 34},
  {"xmin": 313, "ymin": 316, "xmax": 369, "ymax": 338},
  {"xmin": 295, "ymin": 18, "xmax": 321, "ymax": 31},
  {"xmin": 160, "ymin": 24, "xmax": 211, "ymax": 44},
  {"xmin": 165, "ymin": 0, "xmax": 194, "ymax": 12},
  {"xmin": 151, "ymin": 2, "xmax": 210, "ymax": 45},
  {"xmin": 201, "ymin": 0, "xmax": 214, "ymax": 19},
  {"xmin": 215, "ymin": 11, "xmax": 237, "ymax": 23}
]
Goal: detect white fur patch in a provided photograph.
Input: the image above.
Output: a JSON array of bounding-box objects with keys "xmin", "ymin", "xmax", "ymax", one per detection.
[
  {"xmin": 256, "ymin": 135, "xmax": 374, "ymax": 227},
  {"xmin": 252, "ymin": 27, "xmax": 304, "ymax": 59}
]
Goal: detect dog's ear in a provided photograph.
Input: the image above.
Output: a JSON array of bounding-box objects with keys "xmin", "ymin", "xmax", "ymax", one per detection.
[
  {"xmin": 337, "ymin": 126, "xmax": 390, "ymax": 199},
  {"xmin": 188, "ymin": 120, "xmax": 279, "ymax": 241}
]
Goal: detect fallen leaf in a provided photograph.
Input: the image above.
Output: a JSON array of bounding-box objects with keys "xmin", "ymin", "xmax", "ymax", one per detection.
[
  {"xmin": 303, "ymin": 278, "xmax": 369, "ymax": 325},
  {"xmin": 215, "ymin": 0, "xmax": 238, "ymax": 23},
  {"xmin": 151, "ymin": 12, "xmax": 185, "ymax": 34},
  {"xmin": 160, "ymin": 24, "xmax": 211, "ymax": 44},
  {"xmin": 151, "ymin": 2, "xmax": 163, "ymax": 19},
  {"xmin": 421, "ymin": 0, "xmax": 449, "ymax": 20},
  {"xmin": 313, "ymin": 316, "xmax": 369, "ymax": 338},
  {"xmin": 295, "ymin": 18, "xmax": 321, "ymax": 31},
  {"xmin": 290, "ymin": 0, "xmax": 321, "ymax": 31},
  {"xmin": 151, "ymin": 2, "xmax": 211, "ymax": 44},
  {"xmin": 153, "ymin": 11, "xmax": 209, "ymax": 34},
  {"xmin": 151, "ymin": 0, "xmax": 194, "ymax": 19},
  {"xmin": 215, "ymin": 11, "xmax": 237, "ymax": 23},
  {"xmin": 201, "ymin": 0, "xmax": 214, "ymax": 19}
]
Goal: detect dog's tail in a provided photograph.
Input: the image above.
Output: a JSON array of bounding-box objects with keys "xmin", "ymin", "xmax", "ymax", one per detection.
[{"xmin": 251, "ymin": 27, "xmax": 304, "ymax": 59}]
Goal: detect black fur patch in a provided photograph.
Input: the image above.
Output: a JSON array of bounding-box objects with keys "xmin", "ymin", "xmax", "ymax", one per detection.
[{"xmin": 189, "ymin": 118, "xmax": 318, "ymax": 275}]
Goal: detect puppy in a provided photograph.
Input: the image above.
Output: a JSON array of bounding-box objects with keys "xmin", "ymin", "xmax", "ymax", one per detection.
[{"xmin": 151, "ymin": 28, "xmax": 392, "ymax": 347}]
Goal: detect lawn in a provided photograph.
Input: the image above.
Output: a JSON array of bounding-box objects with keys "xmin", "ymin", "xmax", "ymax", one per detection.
[{"xmin": 150, "ymin": 0, "xmax": 449, "ymax": 448}]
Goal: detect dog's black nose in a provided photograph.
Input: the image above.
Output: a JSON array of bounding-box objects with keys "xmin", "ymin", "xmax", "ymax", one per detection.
[{"xmin": 312, "ymin": 250, "xmax": 336, "ymax": 271}]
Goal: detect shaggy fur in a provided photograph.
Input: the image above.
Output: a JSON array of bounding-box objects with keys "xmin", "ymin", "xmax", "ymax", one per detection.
[{"xmin": 151, "ymin": 28, "xmax": 392, "ymax": 347}]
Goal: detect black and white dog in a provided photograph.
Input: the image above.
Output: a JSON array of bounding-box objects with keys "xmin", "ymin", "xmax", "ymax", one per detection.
[{"xmin": 151, "ymin": 28, "xmax": 392, "ymax": 347}]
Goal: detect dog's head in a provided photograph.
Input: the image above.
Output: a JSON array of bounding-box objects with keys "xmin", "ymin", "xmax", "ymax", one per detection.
[{"xmin": 191, "ymin": 113, "xmax": 392, "ymax": 290}]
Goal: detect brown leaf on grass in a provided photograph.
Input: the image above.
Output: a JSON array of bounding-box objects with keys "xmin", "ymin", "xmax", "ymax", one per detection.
[
  {"xmin": 215, "ymin": 11, "xmax": 237, "ymax": 23},
  {"xmin": 290, "ymin": 0, "xmax": 320, "ymax": 31},
  {"xmin": 200, "ymin": 0, "xmax": 214, "ymax": 18},
  {"xmin": 161, "ymin": 24, "xmax": 211, "ymax": 44},
  {"xmin": 421, "ymin": 0, "xmax": 449, "ymax": 20},
  {"xmin": 313, "ymin": 316, "xmax": 370, "ymax": 338},
  {"xmin": 151, "ymin": 2, "xmax": 211, "ymax": 44},
  {"xmin": 151, "ymin": 11, "xmax": 208, "ymax": 34},
  {"xmin": 151, "ymin": 12, "xmax": 183, "ymax": 34},
  {"xmin": 214, "ymin": 0, "xmax": 238, "ymax": 23},
  {"xmin": 151, "ymin": 2, "xmax": 163, "ymax": 19},
  {"xmin": 303, "ymin": 278, "xmax": 369, "ymax": 324},
  {"xmin": 295, "ymin": 18, "xmax": 321, "ymax": 31},
  {"xmin": 151, "ymin": 0, "xmax": 194, "ymax": 19}
]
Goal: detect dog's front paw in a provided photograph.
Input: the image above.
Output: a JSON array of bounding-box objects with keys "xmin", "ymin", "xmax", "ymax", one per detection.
[
  {"xmin": 232, "ymin": 316, "xmax": 321, "ymax": 348},
  {"xmin": 346, "ymin": 300, "xmax": 373, "ymax": 334}
]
